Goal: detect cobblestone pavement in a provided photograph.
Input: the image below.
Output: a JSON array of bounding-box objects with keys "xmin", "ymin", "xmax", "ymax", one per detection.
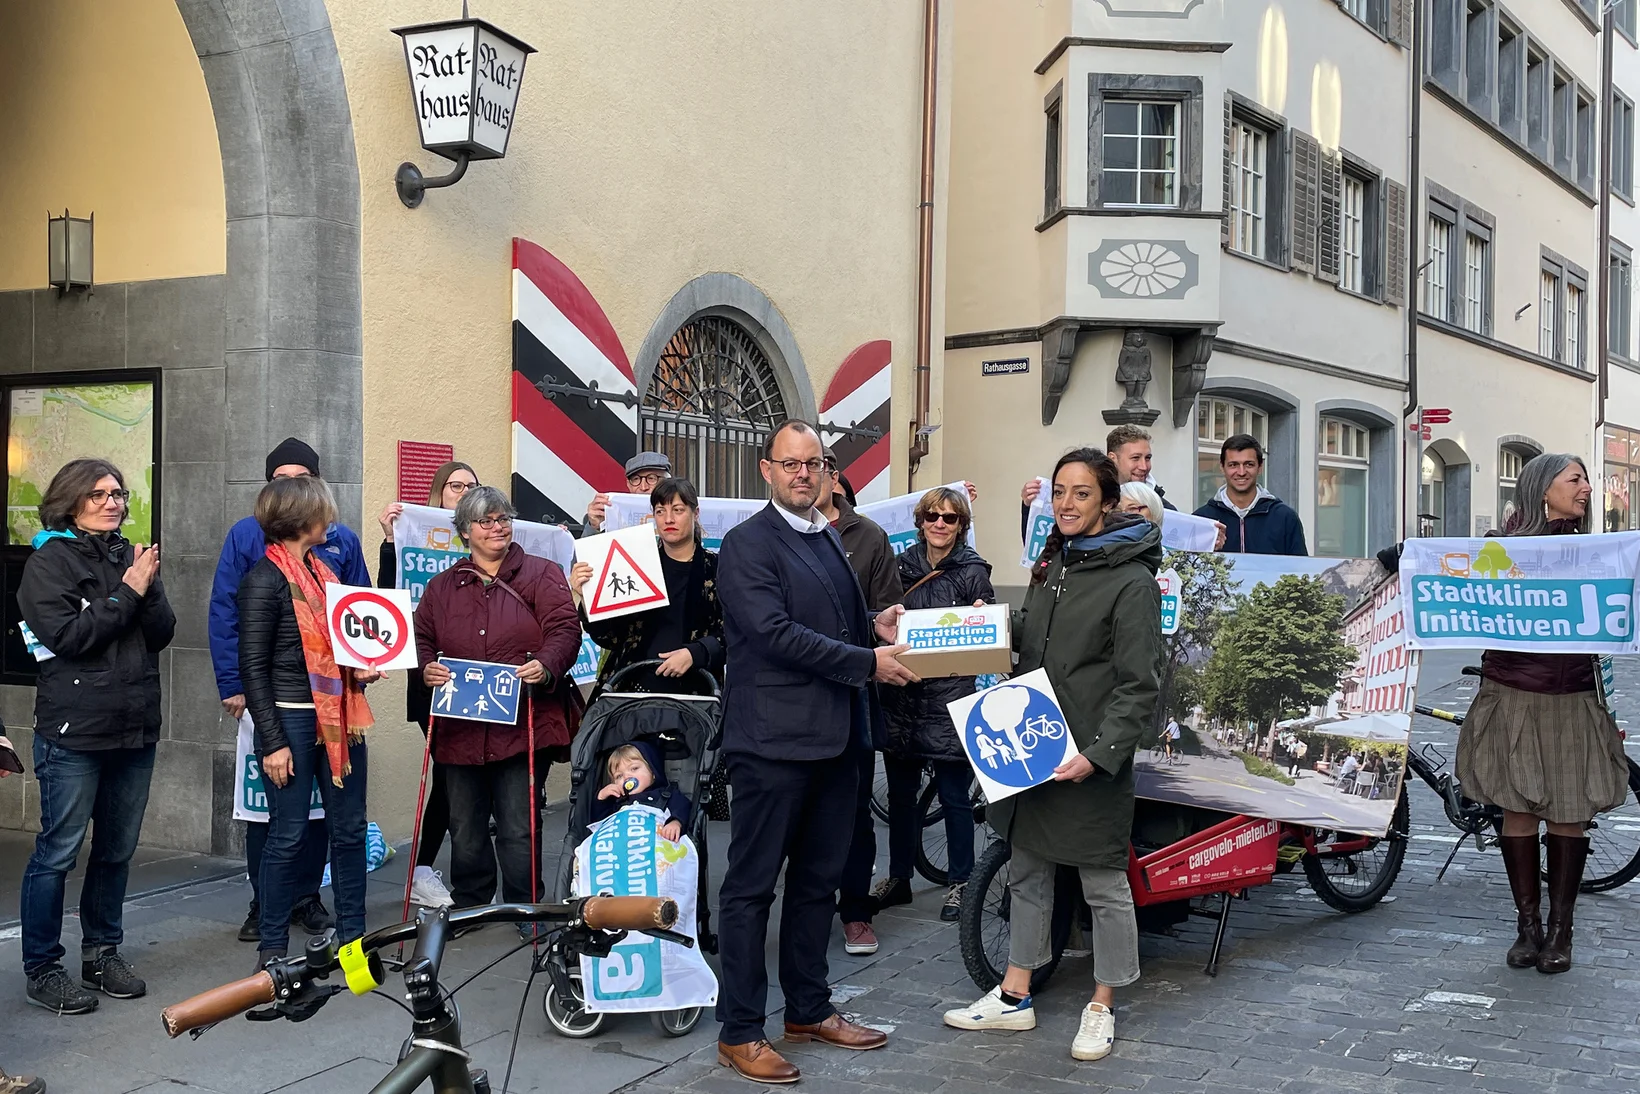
[
  {"xmin": 618, "ymin": 652, "xmax": 1640, "ymax": 1094},
  {"xmin": 5, "ymin": 650, "xmax": 1639, "ymax": 1092}
]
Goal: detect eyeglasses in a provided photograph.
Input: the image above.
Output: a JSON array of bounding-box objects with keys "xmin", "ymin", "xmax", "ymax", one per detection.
[
  {"xmin": 446, "ymin": 480, "xmax": 478, "ymax": 494},
  {"xmin": 923, "ymin": 512, "xmax": 962, "ymax": 526},
  {"xmin": 474, "ymin": 516, "xmax": 513, "ymax": 530},
  {"xmin": 628, "ymin": 473, "xmax": 665, "ymax": 488},
  {"xmin": 88, "ymin": 489, "xmax": 131, "ymax": 505},
  {"xmin": 768, "ymin": 458, "xmax": 826, "ymax": 475}
]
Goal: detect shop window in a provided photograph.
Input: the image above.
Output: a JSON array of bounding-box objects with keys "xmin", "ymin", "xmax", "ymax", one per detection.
[{"xmin": 1318, "ymin": 417, "xmax": 1370, "ymax": 558}]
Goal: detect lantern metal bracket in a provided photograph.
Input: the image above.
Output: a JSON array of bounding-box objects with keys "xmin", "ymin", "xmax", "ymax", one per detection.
[{"xmin": 396, "ymin": 153, "xmax": 471, "ymax": 209}]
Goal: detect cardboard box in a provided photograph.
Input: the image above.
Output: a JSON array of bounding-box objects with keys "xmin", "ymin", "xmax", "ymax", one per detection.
[{"xmin": 895, "ymin": 604, "xmax": 1014, "ymax": 678}]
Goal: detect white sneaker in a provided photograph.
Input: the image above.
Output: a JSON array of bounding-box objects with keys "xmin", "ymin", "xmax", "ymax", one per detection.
[
  {"xmin": 410, "ymin": 865, "xmax": 455, "ymax": 908},
  {"xmin": 1071, "ymin": 1001, "xmax": 1115, "ymax": 1061},
  {"xmin": 942, "ymin": 987, "xmax": 1036, "ymax": 1031}
]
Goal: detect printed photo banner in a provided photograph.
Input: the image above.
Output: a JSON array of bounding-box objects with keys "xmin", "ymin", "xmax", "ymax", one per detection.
[
  {"xmin": 603, "ymin": 481, "xmax": 975, "ymax": 555},
  {"xmin": 391, "ymin": 503, "xmax": 576, "ymax": 610},
  {"xmin": 1399, "ymin": 532, "xmax": 1640, "ymax": 654},
  {"xmin": 1140, "ymin": 550, "xmax": 1413, "ymax": 837}
]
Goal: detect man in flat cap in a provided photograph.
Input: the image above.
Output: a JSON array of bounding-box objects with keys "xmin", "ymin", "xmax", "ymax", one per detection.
[{"xmin": 579, "ymin": 452, "xmax": 673, "ymax": 538}]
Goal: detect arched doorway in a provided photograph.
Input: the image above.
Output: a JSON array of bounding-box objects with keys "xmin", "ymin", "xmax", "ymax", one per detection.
[
  {"xmin": 642, "ymin": 315, "xmax": 789, "ymax": 498},
  {"xmin": 1421, "ymin": 439, "xmax": 1471, "ymax": 538}
]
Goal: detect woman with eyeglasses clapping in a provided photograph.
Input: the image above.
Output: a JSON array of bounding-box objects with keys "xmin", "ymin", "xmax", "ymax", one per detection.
[{"xmin": 413, "ymin": 486, "xmax": 582, "ymax": 924}]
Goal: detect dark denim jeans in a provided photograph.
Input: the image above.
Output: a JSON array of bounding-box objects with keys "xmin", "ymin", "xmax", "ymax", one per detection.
[
  {"xmin": 836, "ymin": 746, "xmax": 877, "ymax": 924},
  {"xmin": 884, "ymin": 755, "xmax": 975, "ymax": 885},
  {"xmin": 21, "ymin": 737, "xmax": 156, "ymax": 975},
  {"xmin": 442, "ymin": 754, "xmax": 544, "ymax": 907},
  {"xmin": 244, "ymin": 815, "xmax": 328, "ymax": 905},
  {"xmin": 257, "ymin": 709, "xmax": 368, "ymax": 954}
]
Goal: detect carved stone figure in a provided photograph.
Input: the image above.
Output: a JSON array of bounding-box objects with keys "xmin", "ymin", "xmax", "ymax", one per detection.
[{"xmin": 1102, "ymin": 329, "xmax": 1161, "ymax": 426}]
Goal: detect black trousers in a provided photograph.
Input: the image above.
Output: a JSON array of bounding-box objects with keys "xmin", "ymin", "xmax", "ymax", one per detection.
[
  {"xmin": 836, "ymin": 747, "xmax": 876, "ymax": 923},
  {"xmin": 716, "ymin": 749, "xmax": 857, "ymax": 1046},
  {"xmin": 441, "ymin": 754, "xmax": 546, "ymax": 907}
]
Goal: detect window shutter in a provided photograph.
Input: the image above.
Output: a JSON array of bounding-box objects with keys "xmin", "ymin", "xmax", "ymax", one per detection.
[
  {"xmin": 1385, "ymin": 178, "xmax": 1408, "ymax": 306},
  {"xmin": 1388, "ymin": 0, "xmax": 1411, "ymax": 47},
  {"xmin": 1290, "ymin": 130, "xmax": 1320, "ymax": 274},
  {"xmin": 1316, "ymin": 153, "xmax": 1344, "ymax": 282},
  {"xmin": 1222, "ymin": 94, "xmax": 1233, "ymax": 245}
]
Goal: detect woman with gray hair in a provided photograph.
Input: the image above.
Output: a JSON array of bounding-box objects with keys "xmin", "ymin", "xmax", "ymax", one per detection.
[
  {"xmin": 1458, "ymin": 452, "xmax": 1627, "ymax": 975},
  {"xmin": 413, "ymin": 486, "xmax": 582, "ymax": 928},
  {"xmin": 1116, "ymin": 481, "xmax": 1165, "ymax": 526}
]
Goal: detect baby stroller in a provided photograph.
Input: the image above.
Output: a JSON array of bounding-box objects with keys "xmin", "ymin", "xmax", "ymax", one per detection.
[{"xmin": 542, "ymin": 659, "xmax": 723, "ymax": 1039}]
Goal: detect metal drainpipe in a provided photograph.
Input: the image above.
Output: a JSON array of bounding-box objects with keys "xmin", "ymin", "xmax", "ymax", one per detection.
[
  {"xmin": 1404, "ymin": 1, "xmax": 1423, "ymax": 540},
  {"xmin": 1598, "ymin": 4, "xmax": 1614, "ymax": 434},
  {"xmin": 908, "ymin": 0, "xmax": 940, "ymax": 487}
]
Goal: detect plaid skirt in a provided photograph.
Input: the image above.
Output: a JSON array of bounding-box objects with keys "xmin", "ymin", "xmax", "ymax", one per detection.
[{"xmin": 1455, "ymin": 679, "xmax": 1629, "ymax": 824}]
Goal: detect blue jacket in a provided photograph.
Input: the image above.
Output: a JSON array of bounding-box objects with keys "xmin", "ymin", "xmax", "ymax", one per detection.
[
  {"xmin": 716, "ymin": 504, "xmax": 884, "ymax": 761},
  {"xmin": 209, "ymin": 516, "xmax": 370, "ymax": 699},
  {"xmin": 1194, "ymin": 487, "xmax": 1309, "ymax": 556}
]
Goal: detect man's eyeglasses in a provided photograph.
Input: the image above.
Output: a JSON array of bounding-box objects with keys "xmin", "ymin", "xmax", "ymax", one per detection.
[
  {"xmin": 474, "ymin": 516, "xmax": 513, "ymax": 530},
  {"xmin": 628, "ymin": 473, "xmax": 666, "ymax": 489},
  {"xmin": 922, "ymin": 512, "xmax": 962, "ymax": 526},
  {"xmin": 768, "ymin": 458, "xmax": 826, "ymax": 475},
  {"xmin": 88, "ymin": 489, "xmax": 131, "ymax": 505}
]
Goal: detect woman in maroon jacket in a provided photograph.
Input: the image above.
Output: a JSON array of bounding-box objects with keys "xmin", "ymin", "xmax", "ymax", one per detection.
[
  {"xmin": 1457, "ymin": 453, "xmax": 1629, "ymax": 975},
  {"xmin": 414, "ymin": 486, "xmax": 582, "ymax": 920}
]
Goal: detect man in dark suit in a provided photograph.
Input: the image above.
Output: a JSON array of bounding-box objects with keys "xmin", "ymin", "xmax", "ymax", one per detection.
[{"xmin": 714, "ymin": 420, "xmax": 918, "ymax": 1084}]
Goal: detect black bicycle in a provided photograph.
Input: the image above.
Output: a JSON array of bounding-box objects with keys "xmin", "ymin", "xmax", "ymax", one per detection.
[
  {"xmin": 1413, "ymin": 666, "xmax": 1640, "ymax": 892},
  {"xmin": 161, "ymin": 896, "xmax": 682, "ymax": 1094}
]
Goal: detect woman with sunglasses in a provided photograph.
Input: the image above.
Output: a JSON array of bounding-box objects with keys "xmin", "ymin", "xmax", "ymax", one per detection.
[
  {"xmin": 414, "ymin": 486, "xmax": 582, "ymax": 930},
  {"xmin": 374, "ymin": 462, "xmax": 480, "ymax": 909},
  {"xmin": 875, "ymin": 487, "xmax": 994, "ymax": 924}
]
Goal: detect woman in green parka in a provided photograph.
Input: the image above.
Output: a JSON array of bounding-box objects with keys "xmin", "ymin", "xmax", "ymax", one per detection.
[{"xmin": 943, "ymin": 446, "xmax": 1163, "ymax": 1064}]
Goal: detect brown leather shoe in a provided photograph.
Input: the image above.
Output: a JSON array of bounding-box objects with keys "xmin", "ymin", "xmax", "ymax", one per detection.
[
  {"xmin": 718, "ymin": 1040, "xmax": 801, "ymax": 1084},
  {"xmin": 784, "ymin": 1012, "xmax": 889, "ymax": 1050}
]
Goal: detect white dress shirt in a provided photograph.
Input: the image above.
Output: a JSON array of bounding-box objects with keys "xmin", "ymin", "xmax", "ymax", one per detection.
[{"xmin": 771, "ymin": 501, "xmax": 828, "ymax": 534}]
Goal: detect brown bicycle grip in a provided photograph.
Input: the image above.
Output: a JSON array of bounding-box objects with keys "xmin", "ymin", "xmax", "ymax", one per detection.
[
  {"xmin": 582, "ymin": 896, "xmax": 679, "ymax": 932},
  {"xmin": 161, "ymin": 971, "xmax": 277, "ymax": 1038}
]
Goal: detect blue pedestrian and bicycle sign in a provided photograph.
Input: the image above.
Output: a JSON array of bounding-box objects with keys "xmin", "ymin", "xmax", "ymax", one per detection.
[
  {"xmin": 431, "ymin": 657, "xmax": 522, "ymax": 724},
  {"xmin": 945, "ymin": 669, "xmax": 1077, "ymax": 803}
]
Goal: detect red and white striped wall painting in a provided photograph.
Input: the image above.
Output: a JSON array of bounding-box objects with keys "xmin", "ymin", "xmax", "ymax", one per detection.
[
  {"xmin": 820, "ymin": 340, "xmax": 892, "ymax": 504},
  {"xmin": 510, "ymin": 238, "xmax": 637, "ymax": 527}
]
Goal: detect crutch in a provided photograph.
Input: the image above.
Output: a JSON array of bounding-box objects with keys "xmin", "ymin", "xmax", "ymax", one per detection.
[
  {"xmin": 525, "ymin": 689, "xmax": 540, "ymax": 948},
  {"xmin": 400, "ymin": 711, "xmax": 437, "ymax": 929}
]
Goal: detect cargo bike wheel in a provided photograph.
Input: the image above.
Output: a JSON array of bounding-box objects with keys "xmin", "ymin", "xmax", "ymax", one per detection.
[{"xmin": 958, "ymin": 839, "xmax": 1075, "ymax": 993}]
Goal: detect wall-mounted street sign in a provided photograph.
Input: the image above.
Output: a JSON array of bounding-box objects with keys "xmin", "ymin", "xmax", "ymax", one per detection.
[
  {"xmin": 392, "ymin": 16, "xmax": 537, "ymax": 207},
  {"xmin": 981, "ymin": 357, "xmax": 1031, "ymax": 376}
]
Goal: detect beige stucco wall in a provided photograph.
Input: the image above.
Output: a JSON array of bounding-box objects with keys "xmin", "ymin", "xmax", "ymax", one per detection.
[
  {"xmin": 326, "ymin": 0, "xmax": 930, "ymax": 827},
  {"xmin": 0, "ymin": 0, "xmax": 225, "ymax": 291}
]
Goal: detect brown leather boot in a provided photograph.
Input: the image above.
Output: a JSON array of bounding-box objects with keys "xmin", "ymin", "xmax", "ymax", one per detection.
[
  {"xmin": 1498, "ymin": 835, "xmax": 1544, "ymax": 968},
  {"xmin": 1538, "ymin": 833, "xmax": 1589, "ymax": 974}
]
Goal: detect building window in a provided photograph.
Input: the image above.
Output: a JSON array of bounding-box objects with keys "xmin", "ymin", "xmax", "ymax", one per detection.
[
  {"xmin": 1341, "ymin": 0, "xmax": 1369, "ymax": 20},
  {"xmin": 1102, "ymin": 101, "xmax": 1179, "ymax": 207},
  {"xmin": 1552, "ymin": 68, "xmax": 1574, "ymax": 177},
  {"xmin": 1196, "ymin": 398, "xmax": 1269, "ymax": 509},
  {"xmin": 1425, "ymin": 214, "xmax": 1452, "ymax": 320},
  {"xmin": 1318, "ymin": 417, "xmax": 1370, "ymax": 558},
  {"xmin": 1091, "ymin": 75, "xmax": 1202, "ymax": 211},
  {"xmin": 1538, "ymin": 250, "xmax": 1589, "ymax": 366},
  {"xmin": 1498, "ymin": 446, "xmax": 1526, "ymax": 529},
  {"xmin": 1620, "ymin": 0, "xmax": 1638, "ymax": 44},
  {"xmin": 642, "ymin": 315, "xmax": 789, "ymax": 499},
  {"xmin": 1044, "ymin": 88, "xmax": 1062, "ymax": 218},
  {"xmin": 1575, "ymin": 90, "xmax": 1595, "ymax": 192},
  {"xmin": 1420, "ymin": 451, "xmax": 1446, "ymax": 537},
  {"xmin": 1526, "ymin": 47, "xmax": 1549, "ymax": 159},
  {"xmin": 1612, "ymin": 243, "xmax": 1634, "ymax": 362},
  {"xmin": 1341, "ymin": 175, "xmax": 1365, "ymax": 292},
  {"xmin": 1465, "ymin": 1, "xmax": 1492, "ymax": 113},
  {"xmin": 1497, "ymin": 18, "xmax": 1524, "ymax": 140},
  {"xmin": 1605, "ymin": 426, "xmax": 1640, "ymax": 531},
  {"xmin": 1614, "ymin": 92, "xmax": 1635, "ymax": 201},
  {"xmin": 1463, "ymin": 231, "xmax": 1489, "ymax": 334},
  {"xmin": 1229, "ymin": 121, "xmax": 1268, "ymax": 258},
  {"xmin": 1539, "ymin": 269, "xmax": 1559, "ymax": 357}
]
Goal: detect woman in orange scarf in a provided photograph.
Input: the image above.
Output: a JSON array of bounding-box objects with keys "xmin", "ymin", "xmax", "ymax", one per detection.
[{"xmin": 238, "ymin": 475, "xmax": 379, "ymax": 969}]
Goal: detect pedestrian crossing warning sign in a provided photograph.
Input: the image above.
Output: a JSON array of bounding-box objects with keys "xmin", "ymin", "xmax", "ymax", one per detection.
[{"xmin": 576, "ymin": 524, "xmax": 669, "ymax": 622}]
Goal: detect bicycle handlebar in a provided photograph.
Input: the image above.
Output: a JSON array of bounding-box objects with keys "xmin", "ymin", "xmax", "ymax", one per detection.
[
  {"xmin": 159, "ymin": 895, "xmax": 678, "ymax": 1039},
  {"xmin": 161, "ymin": 970, "xmax": 275, "ymax": 1038}
]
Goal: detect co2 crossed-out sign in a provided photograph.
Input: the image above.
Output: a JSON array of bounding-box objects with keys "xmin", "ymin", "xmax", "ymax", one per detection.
[{"xmin": 324, "ymin": 585, "xmax": 419, "ymax": 671}]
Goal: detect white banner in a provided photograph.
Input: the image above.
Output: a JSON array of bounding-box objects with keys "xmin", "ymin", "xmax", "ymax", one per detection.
[
  {"xmin": 1399, "ymin": 533, "xmax": 1640, "ymax": 653},
  {"xmin": 391, "ymin": 503, "xmax": 575, "ymax": 610},
  {"xmin": 232, "ymin": 713, "xmax": 325, "ymax": 823},
  {"xmin": 1161, "ymin": 509, "xmax": 1220, "ymax": 552},
  {"xmin": 604, "ymin": 482, "xmax": 973, "ymax": 556},
  {"xmin": 1020, "ymin": 478, "xmax": 1053, "ymax": 569},
  {"xmin": 573, "ymin": 806, "xmax": 718, "ymax": 1013}
]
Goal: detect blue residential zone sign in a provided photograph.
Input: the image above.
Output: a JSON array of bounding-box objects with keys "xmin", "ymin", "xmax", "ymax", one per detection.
[{"xmin": 431, "ymin": 657, "xmax": 522, "ymax": 725}]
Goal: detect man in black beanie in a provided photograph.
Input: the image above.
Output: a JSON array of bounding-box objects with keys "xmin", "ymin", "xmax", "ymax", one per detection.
[{"xmin": 208, "ymin": 438, "xmax": 370, "ymax": 942}]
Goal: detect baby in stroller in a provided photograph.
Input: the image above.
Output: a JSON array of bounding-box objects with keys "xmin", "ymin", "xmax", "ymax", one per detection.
[{"xmin": 593, "ymin": 741, "xmax": 692, "ymax": 843}]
